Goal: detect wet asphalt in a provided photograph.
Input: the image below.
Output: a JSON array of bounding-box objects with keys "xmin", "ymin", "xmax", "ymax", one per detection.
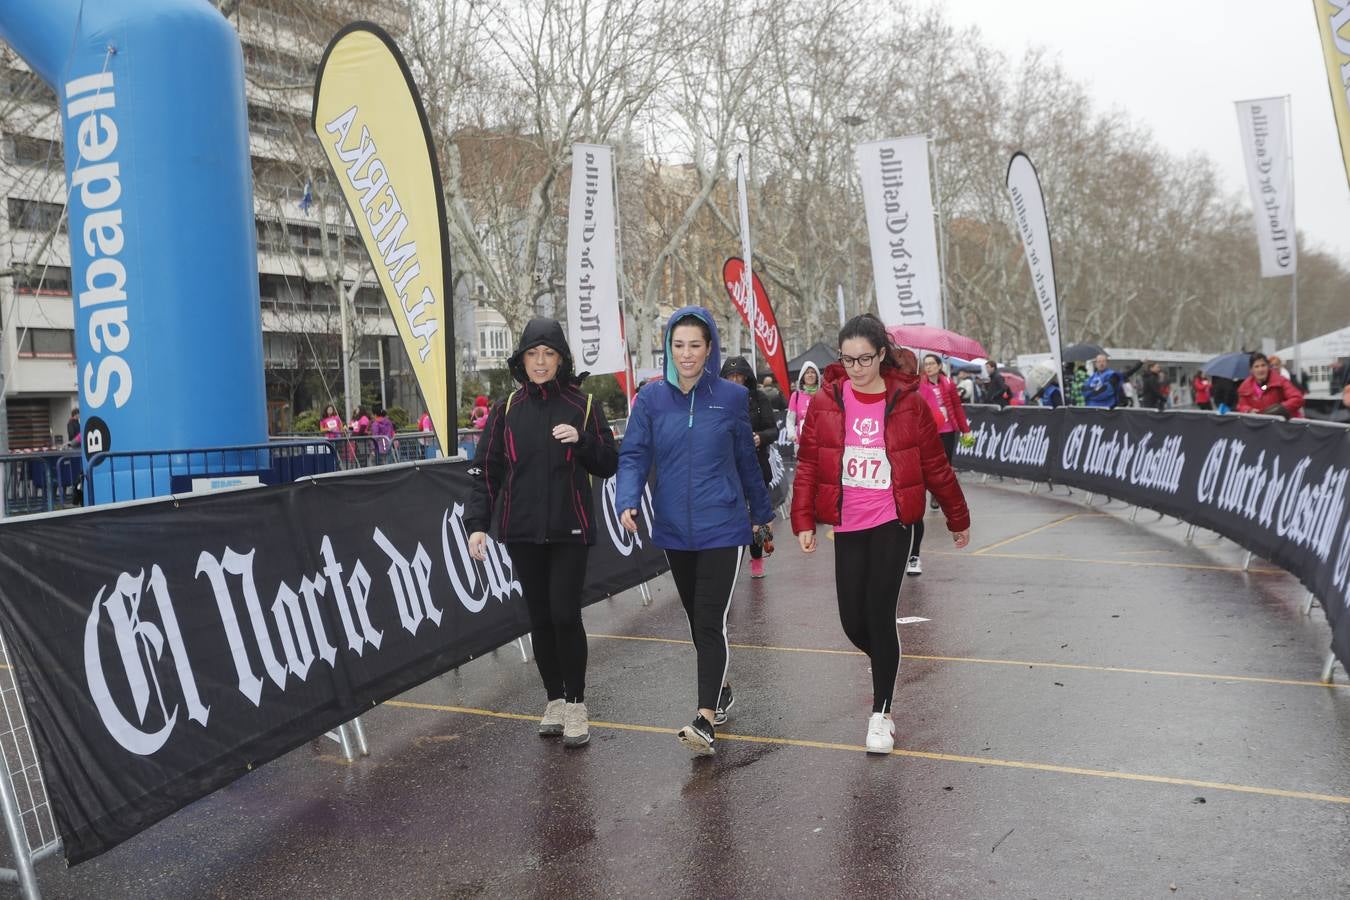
[{"xmin": 24, "ymin": 475, "xmax": 1350, "ymax": 898}]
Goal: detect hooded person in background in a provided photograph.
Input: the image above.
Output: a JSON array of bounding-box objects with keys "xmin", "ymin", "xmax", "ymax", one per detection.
[
  {"xmin": 787, "ymin": 361, "xmax": 822, "ymax": 441},
  {"xmin": 466, "ymin": 318, "xmax": 618, "ymax": 748},
  {"xmin": 721, "ymin": 356, "xmax": 780, "ymax": 579}
]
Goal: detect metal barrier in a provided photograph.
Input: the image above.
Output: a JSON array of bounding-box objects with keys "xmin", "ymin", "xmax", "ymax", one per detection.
[
  {"xmin": 86, "ymin": 440, "xmax": 338, "ymax": 505},
  {"xmin": 0, "ymin": 452, "xmax": 83, "ymax": 519},
  {"xmin": 0, "ymin": 628, "xmax": 60, "ymax": 899},
  {"xmin": 271, "ymin": 431, "xmax": 458, "ymax": 467}
]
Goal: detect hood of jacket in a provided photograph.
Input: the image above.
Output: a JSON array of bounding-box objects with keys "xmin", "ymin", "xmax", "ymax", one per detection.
[
  {"xmin": 663, "ymin": 306, "xmax": 721, "ymax": 388},
  {"xmin": 719, "ymin": 355, "xmax": 755, "ymax": 383},
  {"xmin": 508, "ymin": 317, "xmax": 577, "ymax": 386},
  {"xmin": 795, "ymin": 360, "xmax": 821, "ymax": 393}
]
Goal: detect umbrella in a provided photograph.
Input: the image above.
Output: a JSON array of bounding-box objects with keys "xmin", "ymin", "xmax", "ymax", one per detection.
[
  {"xmin": 887, "ymin": 324, "xmax": 987, "ymax": 360},
  {"xmin": 943, "ymin": 354, "xmax": 983, "ymax": 373},
  {"xmin": 1203, "ymin": 351, "xmax": 1253, "ymax": 381},
  {"xmin": 998, "ymin": 365, "xmax": 1023, "ymax": 378},
  {"xmin": 1062, "ymin": 342, "xmax": 1104, "ymax": 363},
  {"xmin": 1024, "ymin": 360, "xmax": 1060, "ymax": 397}
]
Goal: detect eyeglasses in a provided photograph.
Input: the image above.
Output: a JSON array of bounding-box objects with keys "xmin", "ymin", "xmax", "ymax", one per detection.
[{"xmin": 838, "ymin": 352, "xmax": 879, "ymax": 368}]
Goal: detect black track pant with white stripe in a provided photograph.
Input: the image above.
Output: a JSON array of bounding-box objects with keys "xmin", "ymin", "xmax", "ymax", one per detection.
[{"xmin": 665, "ymin": 546, "xmax": 744, "ymax": 711}]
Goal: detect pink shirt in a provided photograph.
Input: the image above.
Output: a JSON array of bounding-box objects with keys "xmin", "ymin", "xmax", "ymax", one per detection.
[
  {"xmin": 919, "ymin": 378, "xmax": 956, "ymax": 433},
  {"xmin": 837, "ymin": 382, "xmax": 898, "ymax": 533}
]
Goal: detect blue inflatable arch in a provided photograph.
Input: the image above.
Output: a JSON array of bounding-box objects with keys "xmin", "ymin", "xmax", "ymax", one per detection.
[{"xmin": 0, "ymin": 0, "xmax": 267, "ymax": 497}]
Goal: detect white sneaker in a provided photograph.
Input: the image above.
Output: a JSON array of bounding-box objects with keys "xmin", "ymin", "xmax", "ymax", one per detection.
[
  {"xmin": 563, "ymin": 702, "xmax": 590, "ymax": 747},
  {"xmin": 865, "ymin": 713, "xmax": 895, "ymax": 754},
  {"xmin": 538, "ymin": 699, "xmax": 566, "ymax": 736},
  {"xmin": 906, "ymin": 556, "xmax": 922, "ymax": 575}
]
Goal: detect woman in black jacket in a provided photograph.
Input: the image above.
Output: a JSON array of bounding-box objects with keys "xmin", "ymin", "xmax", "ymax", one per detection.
[
  {"xmin": 466, "ymin": 318, "xmax": 618, "ymax": 747},
  {"xmin": 721, "ymin": 356, "xmax": 779, "ymax": 580}
]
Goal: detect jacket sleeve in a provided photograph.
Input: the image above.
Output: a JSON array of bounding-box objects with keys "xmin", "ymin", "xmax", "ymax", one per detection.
[
  {"xmin": 615, "ymin": 389, "xmax": 653, "ymax": 512},
  {"xmin": 1236, "ymin": 381, "xmax": 1258, "ymax": 413},
  {"xmin": 790, "ymin": 392, "xmax": 823, "ymax": 534},
  {"xmin": 1280, "ymin": 379, "xmax": 1305, "ymax": 415},
  {"xmin": 913, "ymin": 396, "xmax": 971, "ymax": 532},
  {"xmin": 947, "ymin": 380, "xmax": 971, "ymax": 432},
  {"xmin": 753, "ymin": 395, "xmax": 779, "ymax": 446},
  {"xmin": 731, "ymin": 391, "xmax": 775, "ymax": 525},
  {"xmin": 464, "ymin": 400, "xmax": 508, "ymax": 535},
  {"xmin": 574, "ymin": 396, "xmax": 619, "ymax": 478}
]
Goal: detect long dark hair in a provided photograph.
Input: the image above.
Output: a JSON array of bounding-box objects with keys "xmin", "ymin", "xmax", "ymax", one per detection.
[{"xmin": 838, "ymin": 314, "xmax": 902, "ymax": 371}]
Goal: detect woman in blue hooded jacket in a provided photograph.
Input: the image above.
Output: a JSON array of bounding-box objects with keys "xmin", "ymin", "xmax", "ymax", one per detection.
[{"xmin": 617, "ymin": 307, "xmax": 774, "ymax": 756}]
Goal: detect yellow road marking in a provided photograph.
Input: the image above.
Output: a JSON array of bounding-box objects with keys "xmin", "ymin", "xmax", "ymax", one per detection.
[
  {"xmin": 958, "ymin": 550, "xmax": 1285, "ymax": 575},
  {"xmin": 384, "ymin": 699, "xmax": 1350, "ymax": 806},
  {"xmin": 972, "ymin": 513, "xmax": 1083, "ymax": 555},
  {"xmin": 586, "ymin": 633, "xmax": 1345, "ymax": 690}
]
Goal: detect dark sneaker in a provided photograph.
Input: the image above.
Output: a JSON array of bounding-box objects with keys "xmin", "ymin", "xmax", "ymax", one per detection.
[
  {"xmin": 678, "ymin": 714, "xmax": 715, "ymax": 756},
  {"xmin": 714, "ymin": 685, "xmax": 735, "ymax": 726}
]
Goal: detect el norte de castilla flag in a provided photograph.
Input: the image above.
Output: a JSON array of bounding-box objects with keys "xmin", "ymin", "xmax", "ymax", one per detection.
[{"xmin": 313, "ymin": 23, "xmax": 455, "ymax": 454}]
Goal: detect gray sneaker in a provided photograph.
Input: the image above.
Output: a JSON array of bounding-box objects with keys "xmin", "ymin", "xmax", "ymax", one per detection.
[
  {"xmin": 563, "ymin": 702, "xmax": 590, "ymax": 747},
  {"xmin": 539, "ymin": 699, "xmax": 566, "ymax": 737}
]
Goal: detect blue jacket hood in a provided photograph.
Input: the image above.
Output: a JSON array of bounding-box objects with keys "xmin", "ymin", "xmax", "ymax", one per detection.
[{"xmin": 664, "ymin": 306, "xmax": 721, "ymax": 388}]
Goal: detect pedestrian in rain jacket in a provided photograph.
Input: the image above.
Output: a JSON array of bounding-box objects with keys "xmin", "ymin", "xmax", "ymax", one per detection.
[
  {"xmin": 466, "ymin": 317, "xmax": 618, "ymax": 747},
  {"xmin": 616, "ymin": 306, "xmax": 773, "ymax": 756}
]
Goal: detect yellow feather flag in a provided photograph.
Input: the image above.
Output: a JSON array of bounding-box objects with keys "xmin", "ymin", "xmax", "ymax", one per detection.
[
  {"xmin": 312, "ymin": 23, "xmax": 455, "ymax": 455},
  {"xmin": 1313, "ymin": 1, "xmax": 1350, "ymax": 191}
]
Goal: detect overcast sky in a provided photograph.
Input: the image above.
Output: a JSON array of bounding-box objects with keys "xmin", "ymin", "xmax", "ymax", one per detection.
[{"xmin": 937, "ymin": 0, "xmax": 1350, "ymax": 267}]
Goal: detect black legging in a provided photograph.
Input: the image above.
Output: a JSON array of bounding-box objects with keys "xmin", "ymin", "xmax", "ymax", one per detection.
[
  {"xmin": 911, "ymin": 430, "xmax": 957, "ymax": 557},
  {"xmin": 833, "ymin": 520, "xmax": 913, "ymax": 713},
  {"xmin": 507, "ymin": 543, "xmax": 590, "ymax": 703},
  {"xmin": 665, "ymin": 546, "xmax": 743, "ymax": 710}
]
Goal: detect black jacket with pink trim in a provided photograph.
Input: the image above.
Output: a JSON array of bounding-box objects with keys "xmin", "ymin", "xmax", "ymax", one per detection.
[{"xmin": 466, "ymin": 377, "xmax": 618, "ymax": 544}]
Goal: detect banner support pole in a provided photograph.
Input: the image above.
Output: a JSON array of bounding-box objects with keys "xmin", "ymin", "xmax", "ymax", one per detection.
[
  {"xmin": 1287, "ymin": 93, "xmax": 1299, "ymax": 378},
  {"xmin": 609, "ymin": 149, "xmax": 637, "ymax": 416},
  {"xmin": 929, "ymin": 136, "xmax": 951, "ymax": 330},
  {"xmin": 1322, "ymin": 651, "xmax": 1337, "ymax": 684}
]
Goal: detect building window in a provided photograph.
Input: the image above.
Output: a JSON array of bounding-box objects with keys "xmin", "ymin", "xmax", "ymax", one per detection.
[
  {"xmin": 7, "ymin": 198, "xmax": 66, "ymax": 234},
  {"xmin": 478, "ymin": 327, "xmax": 509, "ymax": 358},
  {"xmin": 7, "ymin": 135, "xmax": 61, "ymax": 167},
  {"xmin": 17, "ymin": 328, "xmax": 75, "ymax": 358},
  {"xmin": 13, "ymin": 264, "xmax": 71, "ymax": 296}
]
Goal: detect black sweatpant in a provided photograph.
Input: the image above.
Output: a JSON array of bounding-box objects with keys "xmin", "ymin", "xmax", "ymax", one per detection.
[
  {"xmin": 912, "ymin": 430, "xmax": 957, "ymax": 557},
  {"xmin": 506, "ymin": 542, "xmax": 590, "ymax": 703},
  {"xmin": 833, "ymin": 520, "xmax": 913, "ymax": 713},
  {"xmin": 665, "ymin": 546, "xmax": 744, "ymax": 711}
]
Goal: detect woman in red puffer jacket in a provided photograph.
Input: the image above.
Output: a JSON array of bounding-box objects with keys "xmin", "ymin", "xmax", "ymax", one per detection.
[{"xmin": 792, "ymin": 315, "xmax": 971, "ymax": 755}]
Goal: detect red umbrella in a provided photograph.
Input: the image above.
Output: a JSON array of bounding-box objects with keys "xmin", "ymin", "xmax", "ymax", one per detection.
[
  {"xmin": 1001, "ymin": 371, "xmax": 1026, "ymax": 404},
  {"xmin": 886, "ymin": 324, "xmax": 988, "ymax": 360}
]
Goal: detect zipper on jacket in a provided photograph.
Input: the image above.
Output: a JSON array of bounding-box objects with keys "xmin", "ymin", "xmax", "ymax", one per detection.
[
  {"xmin": 686, "ymin": 382, "xmax": 696, "ymax": 540},
  {"xmin": 542, "ymin": 386, "xmax": 552, "ymax": 543}
]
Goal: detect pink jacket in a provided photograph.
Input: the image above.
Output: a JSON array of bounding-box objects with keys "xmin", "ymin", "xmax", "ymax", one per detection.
[{"xmin": 918, "ymin": 375, "xmax": 970, "ymax": 434}]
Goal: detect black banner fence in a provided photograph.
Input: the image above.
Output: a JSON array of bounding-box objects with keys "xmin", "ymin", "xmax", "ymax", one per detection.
[
  {"xmin": 0, "ymin": 459, "xmax": 667, "ymax": 864},
  {"xmin": 954, "ymin": 405, "xmax": 1350, "ymax": 677}
]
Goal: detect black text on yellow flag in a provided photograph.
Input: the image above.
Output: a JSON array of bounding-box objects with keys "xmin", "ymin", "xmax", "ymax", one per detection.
[{"xmin": 312, "ymin": 22, "xmax": 455, "ymax": 455}]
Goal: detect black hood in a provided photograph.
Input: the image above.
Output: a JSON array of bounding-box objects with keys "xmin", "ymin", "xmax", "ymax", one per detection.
[
  {"xmin": 720, "ymin": 356, "xmax": 755, "ymax": 383},
  {"xmin": 507, "ymin": 318, "xmax": 579, "ymax": 386}
]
